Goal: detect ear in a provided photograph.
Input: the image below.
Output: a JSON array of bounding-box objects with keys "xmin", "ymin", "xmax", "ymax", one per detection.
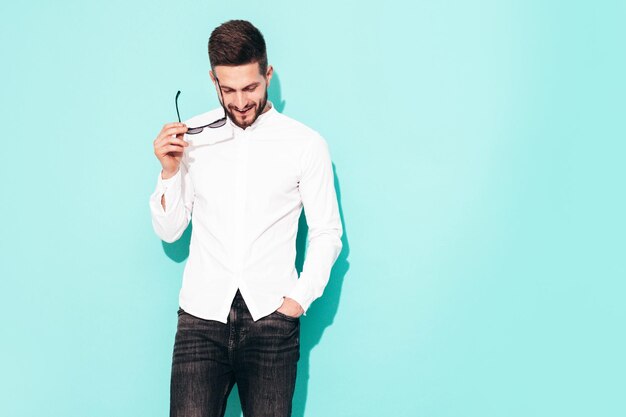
[
  {"xmin": 209, "ymin": 69, "xmax": 217, "ymax": 84},
  {"xmin": 265, "ymin": 65, "xmax": 273, "ymax": 88}
]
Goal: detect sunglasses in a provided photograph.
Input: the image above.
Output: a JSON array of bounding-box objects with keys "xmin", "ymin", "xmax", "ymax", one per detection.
[{"xmin": 175, "ymin": 90, "xmax": 227, "ymax": 134}]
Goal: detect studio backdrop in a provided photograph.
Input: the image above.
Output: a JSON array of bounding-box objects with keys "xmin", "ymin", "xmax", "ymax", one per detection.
[{"xmin": 1, "ymin": 1, "xmax": 624, "ymax": 416}]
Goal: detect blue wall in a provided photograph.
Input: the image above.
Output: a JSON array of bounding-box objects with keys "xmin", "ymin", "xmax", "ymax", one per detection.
[{"xmin": 1, "ymin": 1, "xmax": 624, "ymax": 416}]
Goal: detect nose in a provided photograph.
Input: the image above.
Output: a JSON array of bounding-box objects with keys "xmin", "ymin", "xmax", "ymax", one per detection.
[{"xmin": 234, "ymin": 92, "xmax": 247, "ymax": 110}]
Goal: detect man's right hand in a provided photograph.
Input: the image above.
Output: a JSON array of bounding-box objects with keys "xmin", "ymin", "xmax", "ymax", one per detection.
[{"xmin": 153, "ymin": 122, "xmax": 189, "ymax": 179}]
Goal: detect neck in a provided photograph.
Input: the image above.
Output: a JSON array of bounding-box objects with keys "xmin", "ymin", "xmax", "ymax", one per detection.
[{"xmin": 261, "ymin": 101, "xmax": 272, "ymax": 114}]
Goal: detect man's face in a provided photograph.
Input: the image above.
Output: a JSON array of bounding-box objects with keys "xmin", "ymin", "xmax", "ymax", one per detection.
[{"xmin": 210, "ymin": 62, "xmax": 272, "ymax": 129}]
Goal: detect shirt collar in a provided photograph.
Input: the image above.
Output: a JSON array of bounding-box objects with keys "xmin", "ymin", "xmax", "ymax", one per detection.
[{"xmin": 191, "ymin": 101, "xmax": 276, "ymax": 146}]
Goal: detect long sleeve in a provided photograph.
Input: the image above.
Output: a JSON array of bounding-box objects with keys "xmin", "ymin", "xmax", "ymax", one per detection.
[
  {"xmin": 287, "ymin": 134, "xmax": 343, "ymax": 313},
  {"xmin": 149, "ymin": 158, "xmax": 195, "ymax": 243}
]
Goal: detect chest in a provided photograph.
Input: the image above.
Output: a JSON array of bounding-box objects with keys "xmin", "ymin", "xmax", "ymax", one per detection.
[{"xmin": 187, "ymin": 138, "xmax": 303, "ymax": 204}]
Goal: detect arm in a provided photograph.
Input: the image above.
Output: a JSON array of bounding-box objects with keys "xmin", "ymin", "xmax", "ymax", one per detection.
[
  {"xmin": 148, "ymin": 158, "xmax": 195, "ymax": 243},
  {"xmin": 160, "ymin": 168, "xmax": 178, "ymax": 210},
  {"xmin": 287, "ymin": 134, "xmax": 343, "ymax": 314}
]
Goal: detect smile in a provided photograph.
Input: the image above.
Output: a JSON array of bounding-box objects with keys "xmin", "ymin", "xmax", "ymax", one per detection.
[{"xmin": 235, "ymin": 107, "xmax": 252, "ymax": 115}]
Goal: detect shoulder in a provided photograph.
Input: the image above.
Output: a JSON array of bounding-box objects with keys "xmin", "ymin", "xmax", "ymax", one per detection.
[
  {"xmin": 268, "ymin": 114, "xmax": 334, "ymax": 171},
  {"xmin": 269, "ymin": 111, "xmax": 327, "ymax": 147},
  {"xmin": 180, "ymin": 107, "xmax": 229, "ymax": 166}
]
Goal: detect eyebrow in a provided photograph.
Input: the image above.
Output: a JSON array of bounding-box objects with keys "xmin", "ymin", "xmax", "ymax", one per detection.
[{"xmin": 220, "ymin": 82, "xmax": 260, "ymax": 91}]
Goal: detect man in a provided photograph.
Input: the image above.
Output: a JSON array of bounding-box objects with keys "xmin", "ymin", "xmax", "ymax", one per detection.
[{"xmin": 149, "ymin": 20, "xmax": 343, "ymax": 417}]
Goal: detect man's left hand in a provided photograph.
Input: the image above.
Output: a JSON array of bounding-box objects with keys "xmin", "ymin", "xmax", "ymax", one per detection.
[{"xmin": 276, "ymin": 297, "xmax": 304, "ymax": 318}]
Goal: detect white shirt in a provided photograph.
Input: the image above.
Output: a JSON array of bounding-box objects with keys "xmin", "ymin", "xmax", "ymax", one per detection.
[{"xmin": 149, "ymin": 101, "xmax": 343, "ymax": 323}]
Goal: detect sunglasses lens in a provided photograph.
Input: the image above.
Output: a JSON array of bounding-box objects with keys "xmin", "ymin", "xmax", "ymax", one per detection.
[
  {"xmin": 186, "ymin": 127, "xmax": 203, "ymax": 135},
  {"xmin": 208, "ymin": 117, "xmax": 227, "ymax": 128}
]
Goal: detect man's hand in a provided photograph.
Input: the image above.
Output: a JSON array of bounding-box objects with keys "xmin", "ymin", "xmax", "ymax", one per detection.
[
  {"xmin": 153, "ymin": 122, "xmax": 189, "ymax": 177},
  {"xmin": 276, "ymin": 297, "xmax": 304, "ymax": 318}
]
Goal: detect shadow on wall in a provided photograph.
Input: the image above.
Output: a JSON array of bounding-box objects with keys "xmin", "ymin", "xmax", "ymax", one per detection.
[
  {"xmin": 290, "ymin": 163, "xmax": 350, "ymax": 417},
  {"xmin": 160, "ymin": 72, "xmax": 351, "ymax": 417}
]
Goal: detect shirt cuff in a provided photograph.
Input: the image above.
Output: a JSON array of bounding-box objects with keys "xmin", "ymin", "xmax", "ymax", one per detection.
[
  {"xmin": 287, "ymin": 278, "xmax": 314, "ymax": 315},
  {"xmin": 159, "ymin": 169, "xmax": 181, "ymax": 187},
  {"xmin": 151, "ymin": 169, "xmax": 182, "ymax": 215}
]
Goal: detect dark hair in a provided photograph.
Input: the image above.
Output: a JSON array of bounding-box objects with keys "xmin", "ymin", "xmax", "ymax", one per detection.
[{"xmin": 208, "ymin": 20, "xmax": 268, "ymax": 76}]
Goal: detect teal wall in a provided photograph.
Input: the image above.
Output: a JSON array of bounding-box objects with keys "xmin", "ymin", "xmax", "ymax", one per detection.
[{"xmin": 1, "ymin": 1, "xmax": 624, "ymax": 416}]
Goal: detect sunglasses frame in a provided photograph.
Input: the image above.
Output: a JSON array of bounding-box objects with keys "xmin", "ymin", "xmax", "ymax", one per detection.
[{"xmin": 175, "ymin": 90, "xmax": 227, "ymax": 134}]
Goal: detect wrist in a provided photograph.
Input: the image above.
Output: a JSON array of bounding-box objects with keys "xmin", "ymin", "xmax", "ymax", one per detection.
[
  {"xmin": 161, "ymin": 168, "xmax": 178, "ymax": 179},
  {"xmin": 276, "ymin": 298, "xmax": 302, "ymax": 317}
]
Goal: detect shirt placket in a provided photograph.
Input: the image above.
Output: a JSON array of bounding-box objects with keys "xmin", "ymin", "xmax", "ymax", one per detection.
[{"xmin": 232, "ymin": 129, "xmax": 250, "ymax": 284}]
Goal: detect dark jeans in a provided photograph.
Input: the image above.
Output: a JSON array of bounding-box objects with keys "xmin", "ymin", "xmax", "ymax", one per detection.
[{"xmin": 170, "ymin": 291, "xmax": 300, "ymax": 417}]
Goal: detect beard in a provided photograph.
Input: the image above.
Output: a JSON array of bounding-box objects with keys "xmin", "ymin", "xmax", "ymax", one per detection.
[{"xmin": 220, "ymin": 89, "xmax": 268, "ymax": 130}]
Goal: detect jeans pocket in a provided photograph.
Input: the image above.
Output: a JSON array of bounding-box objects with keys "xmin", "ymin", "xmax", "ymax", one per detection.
[
  {"xmin": 177, "ymin": 307, "xmax": 185, "ymax": 316},
  {"xmin": 273, "ymin": 310, "xmax": 300, "ymax": 322}
]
